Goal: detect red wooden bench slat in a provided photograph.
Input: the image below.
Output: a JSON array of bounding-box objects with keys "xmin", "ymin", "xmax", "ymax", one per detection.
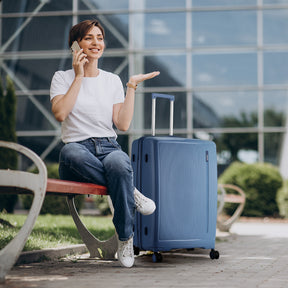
[{"xmin": 46, "ymin": 178, "xmax": 108, "ymax": 196}]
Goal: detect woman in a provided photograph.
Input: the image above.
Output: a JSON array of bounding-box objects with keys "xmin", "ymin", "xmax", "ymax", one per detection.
[{"xmin": 50, "ymin": 20, "xmax": 159, "ymax": 268}]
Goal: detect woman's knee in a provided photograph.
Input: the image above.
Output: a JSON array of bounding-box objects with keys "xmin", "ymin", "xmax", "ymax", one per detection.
[{"xmin": 103, "ymin": 150, "xmax": 132, "ymax": 175}]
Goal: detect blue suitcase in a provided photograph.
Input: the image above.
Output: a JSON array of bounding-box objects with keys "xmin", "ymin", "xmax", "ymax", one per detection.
[{"xmin": 132, "ymin": 93, "xmax": 219, "ymax": 261}]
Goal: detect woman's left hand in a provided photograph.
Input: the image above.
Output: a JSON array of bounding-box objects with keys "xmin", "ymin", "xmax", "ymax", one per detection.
[{"xmin": 129, "ymin": 71, "xmax": 160, "ymax": 86}]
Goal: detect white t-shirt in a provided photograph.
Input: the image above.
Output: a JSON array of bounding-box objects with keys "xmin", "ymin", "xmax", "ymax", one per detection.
[{"xmin": 50, "ymin": 69, "xmax": 124, "ymax": 143}]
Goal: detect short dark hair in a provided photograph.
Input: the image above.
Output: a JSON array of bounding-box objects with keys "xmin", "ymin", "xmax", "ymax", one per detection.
[{"xmin": 68, "ymin": 20, "xmax": 105, "ymax": 47}]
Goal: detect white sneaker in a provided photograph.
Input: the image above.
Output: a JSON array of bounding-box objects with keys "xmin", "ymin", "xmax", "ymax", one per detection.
[
  {"xmin": 134, "ymin": 188, "xmax": 156, "ymax": 215},
  {"xmin": 117, "ymin": 237, "xmax": 134, "ymax": 268}
]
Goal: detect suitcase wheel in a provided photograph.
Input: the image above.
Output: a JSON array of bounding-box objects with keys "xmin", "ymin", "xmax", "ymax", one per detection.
[
  {"xmin": 152, "ymin": 252, "xmax": 163, "ymax": 263},
  {"xmin": 209, "ymin": 249, "xmax": 220, "ymax": 260}
]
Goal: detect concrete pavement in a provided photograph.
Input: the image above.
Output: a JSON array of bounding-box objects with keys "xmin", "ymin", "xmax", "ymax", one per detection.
[{"xmin": 1, "ymin": 219, "xmax": 288, "ymax": 288}]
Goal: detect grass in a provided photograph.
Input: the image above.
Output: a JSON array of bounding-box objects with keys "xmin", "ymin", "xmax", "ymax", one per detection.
[{"xmin": 0, "ymin": 213, "xmax": 114, "ymax": 251}]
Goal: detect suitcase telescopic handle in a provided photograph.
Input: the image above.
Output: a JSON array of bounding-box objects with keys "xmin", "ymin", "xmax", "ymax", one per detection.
[{"xmin": 152, "ymin": 93, "xmax": 175, "ymax": 136}]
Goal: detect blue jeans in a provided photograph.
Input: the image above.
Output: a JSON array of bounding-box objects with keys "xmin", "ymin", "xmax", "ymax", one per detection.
[{"xmin": 59, "ymin": 137, "xmax": 135, "ymax": 241}]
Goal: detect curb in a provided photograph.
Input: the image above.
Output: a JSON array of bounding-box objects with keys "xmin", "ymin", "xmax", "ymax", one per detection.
[
  {"xmin": 15, "ymin": 230, "xmax": 230, "ymax": 265},
  {"xmin": 16, "ymin": 244, "xmax": 88, "ymax": 265}
]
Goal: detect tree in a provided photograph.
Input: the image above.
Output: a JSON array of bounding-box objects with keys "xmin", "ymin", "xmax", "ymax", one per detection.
[
  {"xmin": 217, "ymin": 112, "xmax": 258, "ymax": 162},
  {"xmin": 0, "ymin": 76, "xmax": 18, "ymax": 212},
  {"xmin": 217, "ymin": 110, "xmax": 285, "ymax": 163}
]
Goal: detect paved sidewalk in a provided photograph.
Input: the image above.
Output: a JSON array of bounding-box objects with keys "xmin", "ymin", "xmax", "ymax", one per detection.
[{"xmin": 1, "ymin": 220, "xmax": 288, "ymax": 288}]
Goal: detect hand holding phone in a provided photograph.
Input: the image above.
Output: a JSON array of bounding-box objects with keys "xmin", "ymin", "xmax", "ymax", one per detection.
[
  {"xmin": 71, "ymin": 41, "xmax": 81, "ymax": 53},
  {"xmin": 71, "ymin": 41, "xmax": 88, "ymax": 76}
]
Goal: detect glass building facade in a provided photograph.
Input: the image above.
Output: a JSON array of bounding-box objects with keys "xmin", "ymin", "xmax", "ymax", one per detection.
[{"xmin": 1, "ymin": 0, "xmax": 288, "ymax": 176}]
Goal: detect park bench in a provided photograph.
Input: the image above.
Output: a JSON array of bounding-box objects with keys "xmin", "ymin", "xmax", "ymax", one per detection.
[
  {"xmin": 0, "ymin": 140, "xmax": 117, "ymax": 282},
  {"xmin": 217, "ymin": 183, "xmax": 246, "ymax": 232},
  {"xmin": 0, "ymin": 140, "xmax": 246, "ymax": 282}
]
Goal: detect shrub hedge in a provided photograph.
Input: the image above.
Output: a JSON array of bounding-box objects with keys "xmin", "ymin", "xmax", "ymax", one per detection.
[
  {"xmin": 277, "ymin": 179, "xmax": 288, "ymax": 218},
  {"xmin": 218, "ymin": 162, "xmax": 283, "ymax": 217}
]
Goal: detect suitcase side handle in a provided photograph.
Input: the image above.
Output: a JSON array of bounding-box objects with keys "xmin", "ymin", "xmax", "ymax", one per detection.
[{"xmin": 152, "ymin": 93, "xmax": 174, "ymax": 136}]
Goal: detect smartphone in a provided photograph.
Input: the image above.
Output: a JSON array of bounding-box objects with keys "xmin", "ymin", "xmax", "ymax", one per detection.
[{"xmin": 70, "ymin": 41, "xmax": 81, "ymax": 53}]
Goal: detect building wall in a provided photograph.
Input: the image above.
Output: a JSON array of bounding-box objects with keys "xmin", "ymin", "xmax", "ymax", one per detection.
[{"xmin": 1, "ymin": 0, "xmax": 288, "ymax": 175}]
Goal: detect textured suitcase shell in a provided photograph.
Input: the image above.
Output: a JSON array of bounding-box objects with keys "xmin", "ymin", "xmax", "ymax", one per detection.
[{"xmin": 132, "ymin": 137, "xmax": 218, "ymax": 252}]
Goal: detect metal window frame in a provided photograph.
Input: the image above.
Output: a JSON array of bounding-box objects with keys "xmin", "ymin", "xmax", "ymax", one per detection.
[{"xmin": 0, "ymin": 0, "xmax": 287, "ymax": 170}]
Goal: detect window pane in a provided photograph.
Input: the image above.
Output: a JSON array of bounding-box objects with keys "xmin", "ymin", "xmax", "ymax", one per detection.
[
  {"xmin": 264, "ymin": 0, "xmax": 288, "ymax": 5},
  {"xmin": 264, "ymin": 52, "xmax": 288, "ymax": 85},
  {"xmin": 5, "ymin": 58, "xmax": 71, "ymax": 90},
  {"xmin": 193, "ymin": 91, "xmax": 258, "ymax": 128},
  {"xmin": 144, "ymin": 92, "xmax": 187, "ymax": 130},
  {"xmin": 192, "ymin": 0, "xmax": 256, "ymax": 7},
  {"xmin": 264, "ymin": 133, "xmax": 284, "ymax": 166},
  {"xmin": 79, "ymin": 0, "xmax": 128, "ymax": 10},
  {"xmin": 263, "ymin": 10, "xmax": 288, "ymax": 45},
  {"xmin": 192, "ymin": 11, "xmax": 257, "ymax": 47},
  {"xmin": 18, "ymin": 137, "xmax": 61, "ymax": 164},
  {"xmin": 263, "ymin": 91, "xmax": 288, "ymax": 127},
  {"xmin": 144, "ymin": 13, "xmax": 186, "ymax": 48},
  {"xmin": 79, "ymin": 14, "xmax": 129, "ymax": 49},
  {"xmin": 16, "ymin": 95, "xmax": 54, "ymax": 132},
  {"xmin": 2, "ymin": 16, "xmax": 72, "ymax": 51},
  {"xmin": 2, "ymin": 0, "xmax": 72, "ymax": 13},
  {"xmin": 144, "ymin": 54, "xmax": 186, "ymax": 87},
  {"xmin": 99, "ymin": 56, "xmax": 129, "ymax": 84},
  {"xmin": 193, "ymin": 53, "xmax": 257, "ymax": 87},
  {"xmin": 214, "ymin": 133, "xmax": 258, "ymax": 164},
  {"xmin": 145, "ymin": 0, "xmax": 186, "ymax": 8}
]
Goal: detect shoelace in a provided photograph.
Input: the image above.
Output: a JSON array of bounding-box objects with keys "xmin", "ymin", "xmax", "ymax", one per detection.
[{"xmin": 120, "ymin": 240, "xmax": 133, "ymax": 257}]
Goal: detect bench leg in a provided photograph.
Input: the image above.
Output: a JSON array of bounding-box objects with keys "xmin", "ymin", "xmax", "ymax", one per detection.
[
  {"xmin": 217, "ymin": 184, "xmax": 246, "ymax": 232},
  {"xmin": 0, "ymin": 141, "xmax": 47, "ymax": 283},
  {"xmin": 217, "ymin": 200, "xmax": 245, "ymax": 232},
  {"xmin": 66, "ymin": 196, "xmax": 118, "ymax": 259},
  {"xmin": 0, "ymin": 193, "xmax": 45, "ymax": 283}
]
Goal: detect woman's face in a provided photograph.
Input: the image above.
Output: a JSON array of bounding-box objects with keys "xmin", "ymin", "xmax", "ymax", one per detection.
[{"xmin": 79, "ymin": 26, "xmax": 105, "ymax": 60}]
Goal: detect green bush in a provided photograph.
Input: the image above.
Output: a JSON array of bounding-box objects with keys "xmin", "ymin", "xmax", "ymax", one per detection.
[
  {"xmin": 0, "ymin": 195, "xmax": 18, "ymax": 213},
  {"xmin": 277, "ymin": 179, "xmax": 288, "ymax": 218},
  {"xmin": 219, "ymin": 162, "xmax": 283, "ymax": 217},
  {"xmin": 21, "ymin": 163, "xmax": 84, "ymax": 215},
  {"xmin": 94, "ymin": 196, "xmax": 111, "ymax": 216}
]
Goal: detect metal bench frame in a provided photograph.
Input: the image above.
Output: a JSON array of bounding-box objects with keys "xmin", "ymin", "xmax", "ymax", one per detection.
[
  {"xmin": 0, "ymin": 141, "xmax": 47, "ymax": 282},
  {"xmin": 217, "ymin": 183, "xmax": 246, "ymax": 232},
  {"xmin": 46, "ymin": 179, "xmax": 118, "ymax": 260}
]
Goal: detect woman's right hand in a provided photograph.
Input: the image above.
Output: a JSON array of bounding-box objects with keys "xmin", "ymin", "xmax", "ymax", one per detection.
[
  {"xmin": 72, "ymin": 49, "xmax": 88, "ymax": 78},
  {"xmin": 52, "ymin": 50, "xmax": 87, "ymax": 122}
]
